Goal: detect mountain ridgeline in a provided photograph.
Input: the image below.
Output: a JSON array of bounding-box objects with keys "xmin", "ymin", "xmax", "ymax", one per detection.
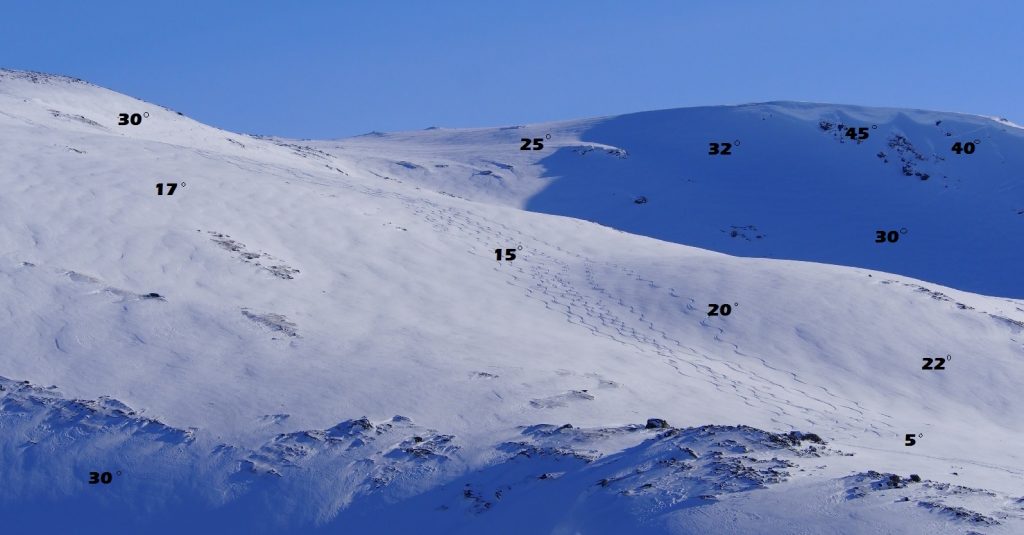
[
  {"xmin": 2, "ymin": 69, "xmax": 1023, "ymax": 534},
  {"xmin": 317, "ymin": 102, "xmax": 1024, "ymax": 298}
]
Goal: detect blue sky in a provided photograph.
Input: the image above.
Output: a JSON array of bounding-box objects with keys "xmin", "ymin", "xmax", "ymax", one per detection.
[{"xmin": 2, "ymin": 1, "xmax": 1021, "ymax": 138}]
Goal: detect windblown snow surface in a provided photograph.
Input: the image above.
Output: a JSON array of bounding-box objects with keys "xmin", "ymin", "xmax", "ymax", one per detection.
[{"xmin": 1, "ymin": 68, "xmax": 1023, "ymax": 534}]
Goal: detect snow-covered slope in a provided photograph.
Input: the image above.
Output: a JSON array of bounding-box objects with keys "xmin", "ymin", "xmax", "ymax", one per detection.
[
  {"xmin": 1, "ymin": 69, "xmax": 1022, "ymax": 533},
  {"xmin": 312, "ymin": 103, "xmax": 1024, "ymax": 298}
]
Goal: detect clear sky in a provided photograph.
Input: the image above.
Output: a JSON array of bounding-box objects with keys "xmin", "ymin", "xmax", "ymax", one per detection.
[{"xmin": 2, "ymin": 1, "xmax": 1021, "ymax": 139}]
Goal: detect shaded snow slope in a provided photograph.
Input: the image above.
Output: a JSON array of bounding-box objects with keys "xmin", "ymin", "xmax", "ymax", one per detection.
[
  {"xmin": 6, "ymin": 378, "xmax": 1022, "ymax": 534},
  {"xmin": 313, "ymin": 102, "xmax": 1024, "ymax": 298},
  {"xmin": 1, "ymin": 69, "xmax": 1022, "ymax": 533}
]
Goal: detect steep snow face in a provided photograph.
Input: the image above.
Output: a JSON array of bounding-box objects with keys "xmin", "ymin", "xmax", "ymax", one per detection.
[
  {"xmin": 1, "ymin": 69, "xmax": 1023, "ymax": 533},
  {"xmin": 313, "ymin": 102, "xmax": 1024, "ymax": 298}
]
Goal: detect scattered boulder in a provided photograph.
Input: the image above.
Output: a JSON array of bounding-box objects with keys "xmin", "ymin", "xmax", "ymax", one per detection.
[
  {"xmin": 802, "ymin": 432, "xmax": 824, "ymax": 444},
  {"xmin": 787, "ymin": 431, "xmax": 825, "ymax": 444},
  {"xmin": 645, "ymin": 418, "xmax": 670, "ymax": 429}
]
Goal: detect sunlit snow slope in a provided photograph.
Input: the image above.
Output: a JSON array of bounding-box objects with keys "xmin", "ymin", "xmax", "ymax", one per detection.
[
  {"xmin": 1, "ymin": 69, "xmax": 1023, "ymax": 534},
  {"xmin": 315, "ymin": 103, "xmax": 1024, "ymax": 298}
]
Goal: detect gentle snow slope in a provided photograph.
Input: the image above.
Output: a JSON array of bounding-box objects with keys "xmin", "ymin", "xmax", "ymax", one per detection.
[{"xmin": 1, "ymin": 69, "xmax": 1022, "ymax": 533}]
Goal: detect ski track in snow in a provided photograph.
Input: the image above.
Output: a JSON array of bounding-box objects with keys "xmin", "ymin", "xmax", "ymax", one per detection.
[{"xmin": 406, "ymin": 198, "xmax": 887, "ymax": 439}]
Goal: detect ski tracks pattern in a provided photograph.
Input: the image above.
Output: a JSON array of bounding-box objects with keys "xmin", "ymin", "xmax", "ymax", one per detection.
[{"xmin": 404, "ymin": 195, "xmax": 891, "ymax": 438}]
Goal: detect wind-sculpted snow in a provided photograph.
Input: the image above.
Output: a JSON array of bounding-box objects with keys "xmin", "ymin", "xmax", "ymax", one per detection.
[
  {"xmin": 0, "ymin": 378, "xmax": 460, "ymax": 531},
  {"xmin": 0, "ymin": 377, "xmax": 862, "ymax": 533},
  {"xmin": 5, "ymin": 377, "xmax": 1017, "ymax": 534},
  {"xmin": 1, "ymin": 68, "xmax": 1023, "ymax": 533}
]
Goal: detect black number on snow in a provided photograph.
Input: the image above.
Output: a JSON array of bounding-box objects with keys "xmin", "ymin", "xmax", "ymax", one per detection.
[
  {"xmin": 118, "ymin": 113, "xmax": 143, "ymax": 126},
  {"xmin": 708, "ymin": 142, "xmax": 732, "ymax": 156},
  {"xmin": 707, "ymin": 303, "xmax": 732, "ymax": 316},
  {"xmin": 844, "ymin": 127, "xmax": 869, "ymax": 141},
  {"xmin": 904, "ymin": 434, "xmax": 917, "ymax": 447},
  {"xmin": 495, "ymin": 248, "xmax": 517, "ymax": 261},
  {"xmin": 875, "ymin": 230, "xmax": 899, "ymax": 243},
  {"xmin": 520, "ymin": 138, "xmax": 544, "ymax": 151},
  {"xmin": 922, "ymin": 357, "xmax": 946, "ymax": 370},
  {"xmin": 155, "ymin": 183, "xmax": 178, "ymax": 196},
  {"xmin": 88, "ymin": 471, "xmax": 113, "ymax": 484},
  {"xmin": 951, "ymin": 141, "xmax": 976, "ymax": 155}
]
